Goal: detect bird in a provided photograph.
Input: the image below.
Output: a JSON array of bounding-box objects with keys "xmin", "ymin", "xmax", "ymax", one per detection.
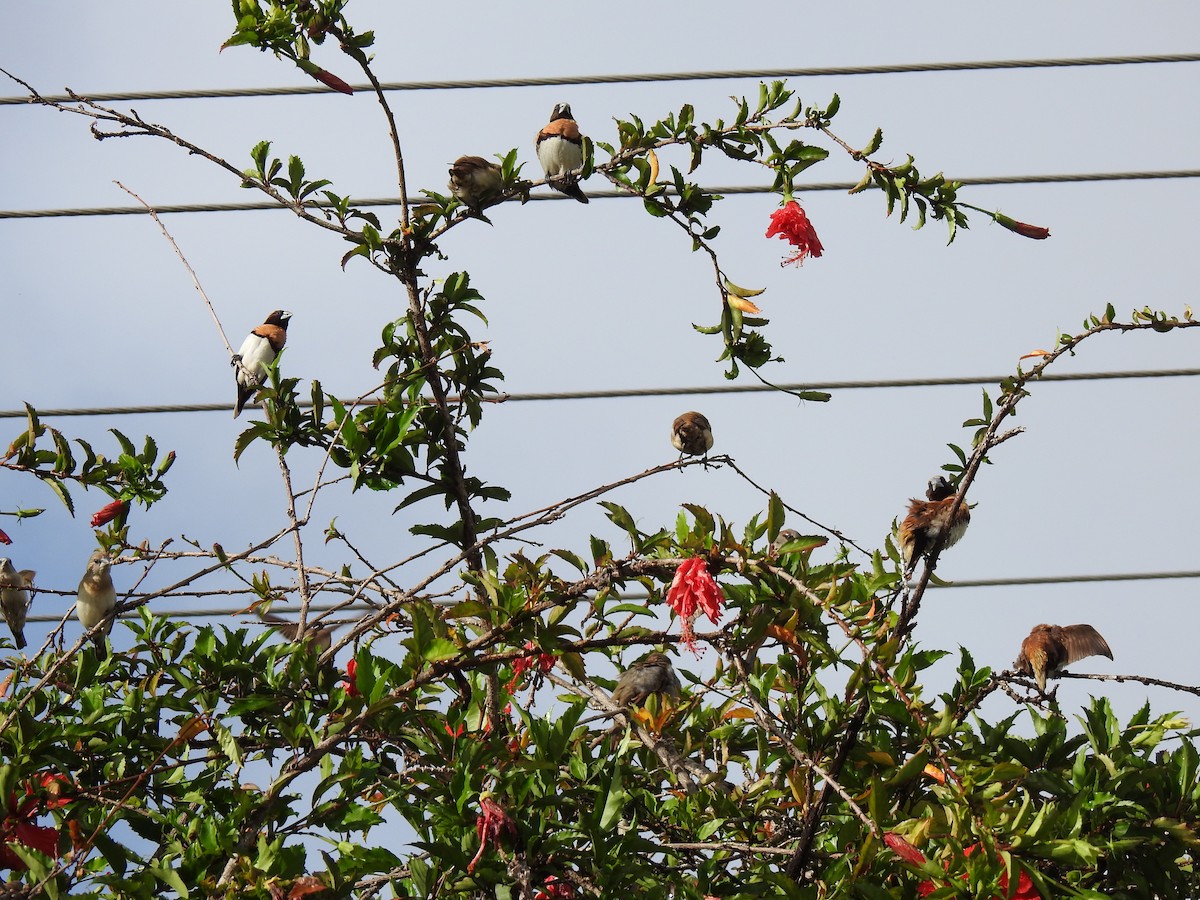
[
  {"xmin": 76, "ymin": 549, "xmax": 117, "ymax": 658},
  {"xmin": 260, "ymin": 611, "xmax": 336, "ymax": 654},
  {"xmin": 233, "ymin": 309, "xmax": 292, "ymax": 418},
  {"xmin": 448, "ymin": 155, "xmax": 503, "ymax": 210},
  {"xmin": 671, "ymin": 411, "xmax": 714, "ymax": 461},
  {"xmin": 1015, "ymin": 623, "xmax": 1113, "ymax": 693},
  {"xmin": 770, "ymin": 529, "xmax": 802, "ymax": 557},
  {"xmin": 611, "ymin": 652, "xmax": 681, "ymax": 707},
  {"xmin": 897, "ymin": 475, "xmax": 970, "ymax": 570},
  {"xmin": 535, "ymin": 102, "xmax": 589, "ymax": 204},
  {"xmin": 0, "ymin": 559, "xmax": 35, "ymax": 650}
]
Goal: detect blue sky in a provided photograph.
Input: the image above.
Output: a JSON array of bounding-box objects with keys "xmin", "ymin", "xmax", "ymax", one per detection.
[{"xmin": 1, "ymin": 2, "xmax": 1198, "ymax": 738}]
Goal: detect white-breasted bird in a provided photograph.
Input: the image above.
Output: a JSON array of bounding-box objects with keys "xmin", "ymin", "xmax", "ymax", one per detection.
[
  {"xmin": 535, "ymin": 103, "xmax": 589, "ymax": 204},
  {"xmin": 233, "ymin": 310, "xmax": 292, "ymax": 417}
]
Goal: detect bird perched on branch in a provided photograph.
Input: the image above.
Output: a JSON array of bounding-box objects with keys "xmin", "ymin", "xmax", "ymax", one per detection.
[
  {"xmin": 611, "ymin": 652, "xmax": 681, "ymax": 707},
  {"xmin": 897, "ymin": 475, "xmax": 970, "ymax": 570},
  {"xmin": 233, "ymin": 309, "xmax": 292, "ymax": 418},
  {"xmin": 1015, "ymin": 623, "xmax": 1113, "ymax": 692},
  {"xmin": 448, "ymin": 155, "xmax": 503, "ymax": 210},
  {"xmin": 76, "ymin": 549, "xmax": 117, "ymax": 658},
  {"xmin": 0, "ymin": 559, "xmax": 35, "ymax": 650},
  {"xmin": 260, "ymin": 611, "xmax": 336, "ymax": 654},
  {"xmin": 535, "ymin": 102, "xmax": 589, "ymax": 204},
  {"xmin": 671, "ymin": 411, "xmax": 714, "ymax": 462}
]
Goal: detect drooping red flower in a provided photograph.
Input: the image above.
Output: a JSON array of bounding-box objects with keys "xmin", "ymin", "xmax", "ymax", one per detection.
[
  {"xmin": 0, "ymin": 529, "xmax": 10, "ymax": 546},
  {"xmin": 0, "ymin": 773, "xmax": 73, "ymax": 871},
  {"xmin": 992, "ymin": 212, "xmax": 1050, "ymax": 240},
  {"xmin": 90, "ymin": 499, "xmax": 129, "ymax": 528},
  {"xmin": 506, "ymin": 641, "xmax": 557, "ymax": 693},
  {"xmin": 468, "ymin": 796, "xmax": 517, "ymax": 874},
  {"xmin": 766, "ymin": 200, "xmax": 824, "ymax": 266},
  {"xmin": 915, "ymin": 843, "xmax": 1040, "ymax": 899},
  {"xmin": 342, "ymin": 658, "xmax": 360, "ymax": 697},
  {"xmin": 666, "ymin": 557, "xmax": 724, "ymax": 653},
  {"xmin": 313, "ymin": 67, "xmax": 354, "ymax": 95}
]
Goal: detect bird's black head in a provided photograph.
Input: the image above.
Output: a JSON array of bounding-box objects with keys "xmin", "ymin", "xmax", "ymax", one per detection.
[
  {"xmin": 550, "ymin": 102, "xmax": 574, "ymax": 122},
  {"xmin": 265, "ymin": 310, "xmax": 293, "ymax": 329},
  {"xmin": 926, "ymin": 475, "xmax": 955, "ymax": 501}
]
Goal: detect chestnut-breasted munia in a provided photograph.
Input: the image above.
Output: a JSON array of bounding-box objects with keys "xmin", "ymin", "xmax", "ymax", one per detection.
[
  {"xmin": 448, "ymin": 155, "xmax": 503, "ymax": 209},
  {"xmin": 76, "ymin": 549, "xmax": 117, "ymax": 658},
  {"xmin": 898, "ymin": 475, "xmax": 970, "ymax": 570},
  {"xmin": 671, "ymin": 411, "xmax": 714, "ymax": 461},
  {"xmin": 611, "ymin": 652, "xmax": 681, "ymax": 707},
  {"xmin": 0, "ymin": 559, "xmax": 35, "ymax": 650},
  {"xmin": 233, "ymin": 309, "xmax": 292, "ymax": 418},
  {"xmin": 1015, "ymin": 623, "xmax": 1113, "ymax": 692},
  {"xmin": 535, "ymin": 103, "xmax": 588, "ymax": 204}
]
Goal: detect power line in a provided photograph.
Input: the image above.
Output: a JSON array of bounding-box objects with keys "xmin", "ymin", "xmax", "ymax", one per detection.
[
  {"xmin": 3, "ymin": 169, "xmax": 1199, "ymax": 220},
  {"xmin": 2, "ymin": 368, "xmax": 1197, "ymax": 420},
  {"xmin": 23, "ymin": 567, "xmax": 1200, "ymax": 624},
  {"xmin": 3, "ymin": 52, "xmax": 1198, "ymax": 106}
]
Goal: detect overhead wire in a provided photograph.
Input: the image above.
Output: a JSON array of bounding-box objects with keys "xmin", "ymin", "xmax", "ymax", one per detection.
[
  {"xmin": 2, "ymin": 51, "xmax": 1198, "ymax": 106},
  {"xmin": 3, "ymin": 169, "xmax": 1199, "ymax": 220},
  {"xmin": 1, "ymin": 368, "xmax": 1197, "ymax": 420}
]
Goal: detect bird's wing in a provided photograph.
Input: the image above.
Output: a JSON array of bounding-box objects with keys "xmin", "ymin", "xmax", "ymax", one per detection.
[{"xmin": 1061, "ymin": 624, "xmax": 1113, "ymax": 663}]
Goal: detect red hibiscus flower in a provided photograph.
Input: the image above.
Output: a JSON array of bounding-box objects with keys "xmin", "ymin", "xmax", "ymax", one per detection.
[
  {"xmin": 0, "ymin": 773, "xmax": 73, "ymax": 870},
  {"xmin": 0, "ymin": 529, "xmax": 10, "ymax": 546},
  {"xmin": 534, "ymin": 875, "xmax": 575, "ymax": 898},
  {"xmin": 90, "ymin": 499, "xmax": 129, "ymax": 528},
  {"xmin": 666, "ymin": 557, "xmax": 724, "ymax": 653},
  {"xmin": 766, "ymin": 200, "xmax": 824, "ymax": 266},
  {"xmin": 914, "ymin": 842, "xmax": 1040, "ymax": 899},
  {"xmin": 341, "ymin": 658, "xmax": 360, "ymax": 697},
  {"xmin": 468, "ymin": 795, "xmax": 517, "ymax": 874},
  {"xmin": 991, "ymin": 211, "xmax": 1050, "ymax": 240}
]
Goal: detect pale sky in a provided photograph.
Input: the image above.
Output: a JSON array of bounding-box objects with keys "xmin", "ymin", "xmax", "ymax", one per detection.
[{"xmin": 2, "ymin": 1, "xmax": 1198, "ymax": 740}]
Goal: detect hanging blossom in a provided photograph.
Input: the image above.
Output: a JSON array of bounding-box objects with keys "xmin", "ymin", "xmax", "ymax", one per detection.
[
  {"xmin": 341, "ymin": 658, "xmax": 360, "ymax": 697},
  {"xmin": 666, "ymin": 557, "xmax": 724, "ymax": 654},
  {"xmin": 992, "ymin": 211, "xmax": 1050, "ymax": 240},
  {"xmin": 0, "ymin": 529, "xmax": 10, "ymax": 546},
  {"xmin": 766, "ymin": 200, "xmax": 824, "ymax": 266},
  {"xmin": 505, "ymin": 641, "xmax": 557, "ymax": 694},
  {"xmin": 468, "ymin": 795, "xmax": 517, "ymax": 874},
  {"xmin": 534, "ymin": 875, "xmax": 575, "ymax": 898},
  {"xmin": 90, "ymin": 499, "xmax": 129, "ymax": 528},
  {"xmin": 0, "ymin": 773, "xmax": 73, "ymax": 871},
  {"xmin": 886, "ymin": 833, "xmax": 1040, "ymax": 899}
]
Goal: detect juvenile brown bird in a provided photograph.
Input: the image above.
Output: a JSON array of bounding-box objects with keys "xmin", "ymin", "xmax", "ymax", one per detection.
[
  {"xmin": 770, "ymin": 529, "xmax": 802, "ymax": 557},
  {"xmin": 261, "ymin": 612, "xmax": 336, "ymax": 654},
  {"xmin": 1015, "ymin": 623, "xmax": 1113, "ymax": 692},
  {"xmin": 611, "ymin": 652, "xmax": 681, "ymax": 707},
  {"xmin": 448, "ymin": 155, "xmax": 503, "ymax": 209},
  {"xmin": 0, "ymin": 559, "xmax": 35, "ymax": 650},
  {"xmin": 76, "ymin": 549, "xmax": 117, "ymax": 658},
  {"xmin": 535, "ymin": 102, "xmax": 589, "ymax": 204},
  {"xmin": 233, "ymin": 309, "xmax": 292, "ymax": 418},
  {"xmin": 671, "ymin": 411, "xmax": 714, "ymax": 461},
  {"xmin": 897, "ymin": 475, "xmax": 970, "ymax": 570}
]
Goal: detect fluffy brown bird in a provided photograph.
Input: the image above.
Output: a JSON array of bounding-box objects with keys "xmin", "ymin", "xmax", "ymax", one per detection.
[
  {"xmin": 0, "ymin": 559, "xmax": 35, "ymax": 650},
  {"xmin": 671, "ymin": 411, "xmax": 714, "ymax": 461},
  {"xmin": 535, "ymin": 102, "xmax": 589, "ymax": 204},
  {"xmin": 1015, "ymin": 623, "xmax": 1113, "ymax": 692},
  {"xmin": 448, "ymin": 155, "xmax": 503, "ymax": 209},
  {"xmin": 76, "ymin": 549, "xmax": 117, "ymax": 658},
  {"xmin": 611, "ymin": 652, "xmax": 681, "ymax": 707},
  {"xmin": 261, "ymin": 612, "xmax": 336, "ymax": 654},
  {"xmin": 897, "ymin": 475, "xmax": 970, "ymax": 570},
  {"xmin": 233, "ymin": 309, "xmax": 292, "ymax": 418}
]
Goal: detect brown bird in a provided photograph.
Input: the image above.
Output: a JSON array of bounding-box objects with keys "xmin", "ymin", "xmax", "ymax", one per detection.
[
  {"xmin": 261, "ymin": 612, "xmax": 336, "ymax": 654},
  {"xmin": 897, "ymin": 475, "xmax": 970, "ymax": 570},
  {"xmin": 0, "ymin": 559, "xmax": 35, "ymax": 650},
  {"xmin": 770, "ymin": 529, "xmax": 802, "ymax": 557},
  {"xmin": 76, "ymin": 549, "xmax": 117, "ymax": 658},
  {"xmin": 1015, "ymin": 623, "xmax": 1113, "ymax": 692},
  {"xmin": 611, "ymin": 652, "xmax": 681, "ymax": 707},
  {"xmin": 233, "ymin": 309, "xmax": 292, "ymax": 418},
  {"xmin": 535, "ymin": 102, "xmax": 589, "ymax": 204},
  {"xmin": 448, "ymin": 155, "xmax": 503, "ymax": 209},
  {"xmin": 671, "ymin": 411, "xmax": 714, "ymax": 461}
]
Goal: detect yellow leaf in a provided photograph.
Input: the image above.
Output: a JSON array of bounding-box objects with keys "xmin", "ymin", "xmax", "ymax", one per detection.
[
  {"xmin": 1020, "ymin": 349, "xmax": 1051, "ymax": 360},
  {"xmin": 923, "ymin": 763, "xmax": 947, "ymax": 783},
  {"xmin": 721, "ymin": 707, "xmax": 756, "ymax": 721},
  {"xmin": 866, "ymin": 750, "xmax": 895, "ymax": 766},
  {"xmin": 647, "ymin": 149, "xmax": 659, "ymax": 184},
  {"xmin": 728, "ymin": 296, "xmax": 762, "ymax": 314},
  {"xmin": 177, "ymin": 715, "xmax": 210, "ymax": 743}
]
